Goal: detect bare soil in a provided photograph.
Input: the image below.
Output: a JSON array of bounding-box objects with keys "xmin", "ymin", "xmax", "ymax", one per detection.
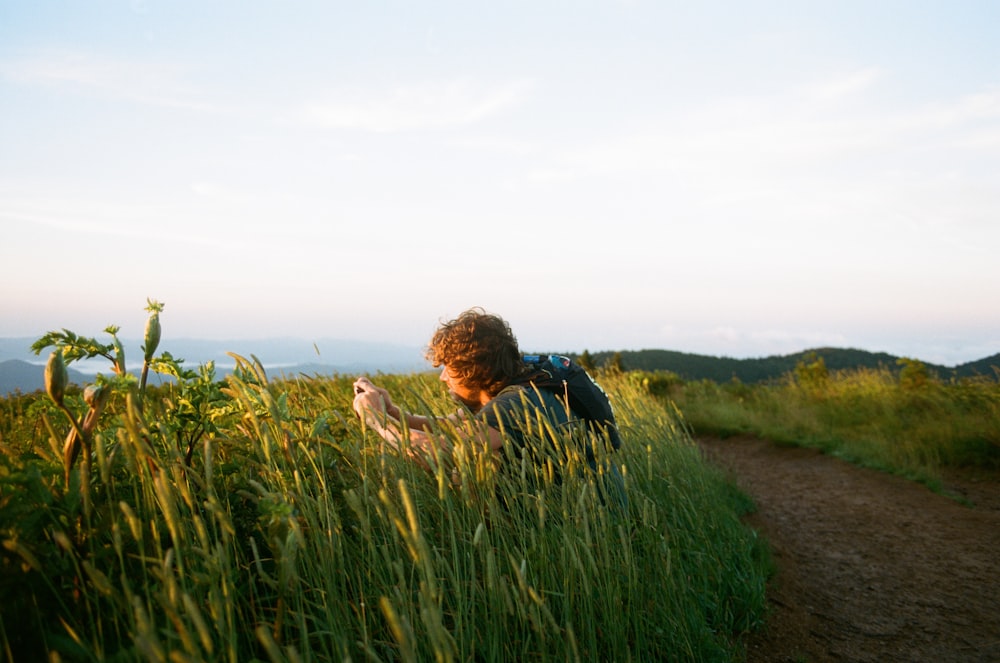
[{"xmin": 697, "ymin": 435, "xmax": 1000, "ymax": 663}]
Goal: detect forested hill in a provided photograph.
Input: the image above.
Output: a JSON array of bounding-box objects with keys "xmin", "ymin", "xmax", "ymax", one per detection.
[{"xmin": 575, "ymin": 348, "xmax": 1000, "ymax": 384}]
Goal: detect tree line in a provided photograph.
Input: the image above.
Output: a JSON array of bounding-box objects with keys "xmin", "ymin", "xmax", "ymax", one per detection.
[{"xmin": 561, "ymin": 347, "xmax": 1000, "ymax": 384}]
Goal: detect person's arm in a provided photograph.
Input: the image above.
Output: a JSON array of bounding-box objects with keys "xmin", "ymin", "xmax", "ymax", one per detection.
[
  {"xmin": 352, "ymin": 377, "xmax": 428, "ymax": 430},
  {"xmin": 351, "ymin": 378, "xmax": 474, "ymax": 462},
  {"xmin": 352, "ymin": 377, "xmax": 504, "ymax": 463}
]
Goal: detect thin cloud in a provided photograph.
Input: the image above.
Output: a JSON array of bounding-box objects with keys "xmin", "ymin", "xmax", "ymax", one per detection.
[
  {"xmin": 804, "ymin": 67, "xmax": 885, "ymax": 102},
  {"xmin": 750, "ymin": 329, "xmax": 850, "ymax": 348},
  {"xmin": 448, "ymin": 135, "xmax": 537, "ymax": 156},
  {"xmin": 298, "ymin": 78, "xmax": 536, "ymax": 132},
  {"xmin": 0, "ymin": 51, "xmax": 221, "ymax": 112},
  {"xmin": 526, "ymin": 167, "xmax": 578, "ymax": 183},
  {"xmin": 900, "ymin": 87, "xmax": 1000, "ymax": 131},
  {"xmin": 536, "ymin": 75, "xmax": 1000, "ymax": 185},
  {"xmin": 707, "ymin": 327, "xmax": 741, "ymax": 343},
  {"xmin": 0, "ymin": 194, "xmax": 234, "ymax": 250}
]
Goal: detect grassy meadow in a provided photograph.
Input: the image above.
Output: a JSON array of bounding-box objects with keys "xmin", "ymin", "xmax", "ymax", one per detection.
[
  {"xmin": 0, "ymin": 333, "xmax": 769, "ymax": 662},
  {"xmin": 650, "ymin": 354, "xmax": 1000, "ymax": 488}
]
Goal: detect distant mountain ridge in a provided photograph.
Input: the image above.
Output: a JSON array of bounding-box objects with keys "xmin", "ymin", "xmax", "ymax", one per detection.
[
  {"xmin": 3, "ymin": 339, "xmax": 997, "ymax": 395},
  {"xmin": 0, "ymin": 359, "xmax": 91, "ymax": 395},
  {"xmin": 0, "ymin": 336, "xmax": 432, "ymax": 395},
  {"xmin": 0, "ymin": 336, "xmax": 428, "ymax": 370},
  {"xmin": 0, "ymin": 358, "xmax": 397, "ymax": 396}
]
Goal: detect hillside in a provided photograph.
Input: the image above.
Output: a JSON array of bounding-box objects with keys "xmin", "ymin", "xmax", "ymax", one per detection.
[
  {"xmin": 5, "ymin": 346, "xmax": 998, "ymax": 395},
  {"xmin": 0, "ymin": 359, "xmax": 89, "ymax": 395},
  {"xmin": 579, "ymin": 348, "xmax": 1000, "ymax": 384},
  {"xmin": 0, "ymin": 336, "xmax": 431, "ymax": 395},
  {"xmin": 0, "ymin": 359, "xmax": 412, "ymax": 396}
]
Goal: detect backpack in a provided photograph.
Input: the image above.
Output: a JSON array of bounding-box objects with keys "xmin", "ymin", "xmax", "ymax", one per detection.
[{"xmin": 520, "ymin": 354, "xmax": 623, "ymax": 451}]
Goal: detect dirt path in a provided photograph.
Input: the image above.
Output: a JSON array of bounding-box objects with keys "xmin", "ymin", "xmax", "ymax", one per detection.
[{"xmin": 697, "ymin": 436, "xmax": 1000, "ymax": 663}]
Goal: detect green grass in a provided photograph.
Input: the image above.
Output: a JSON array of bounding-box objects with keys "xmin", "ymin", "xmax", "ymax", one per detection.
[
  {"xmin": 0, "ymin": 365, "xmax": 768, "ymax": 662},
  {"xmin": 653, "ymin": 363, "xmax": 1000, "ymax": 486}
]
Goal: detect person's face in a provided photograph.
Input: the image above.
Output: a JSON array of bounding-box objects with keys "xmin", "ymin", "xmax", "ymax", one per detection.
[{"xmin": 440, "ymin": 365, "xmax": 484, "ymax": 410}]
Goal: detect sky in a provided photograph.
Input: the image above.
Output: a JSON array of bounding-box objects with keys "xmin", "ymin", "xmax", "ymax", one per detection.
[{"xmin": 1, "ymin": 1, "xmax": 998, "ymax": 367}]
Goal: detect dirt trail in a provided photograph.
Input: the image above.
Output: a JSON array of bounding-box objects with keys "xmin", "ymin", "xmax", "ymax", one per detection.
[{"xmin": 697, "ymin": 436, "xmax": 1000, "ymax": 663}]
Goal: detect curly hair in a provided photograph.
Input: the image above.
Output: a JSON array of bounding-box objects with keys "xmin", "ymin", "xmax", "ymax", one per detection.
[{"xmin": 425, "ymin": 308, "xmax": 528, "ymax": 397}]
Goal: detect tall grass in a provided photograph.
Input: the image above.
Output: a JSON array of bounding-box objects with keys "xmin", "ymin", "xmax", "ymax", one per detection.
[
  {"xmin": 661, "ymin": 362, "xmax": 1000, "ymax": 485},
  {"xmin": 0, "ymin": 363, "xmax": 767, "ymax": 662}
]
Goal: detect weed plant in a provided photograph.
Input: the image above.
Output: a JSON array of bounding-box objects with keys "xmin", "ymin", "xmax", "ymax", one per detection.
[
  {"xmin": 659, "ymin": 356, "xmax": 1000, "ymax": 485},
  {"xmin": 1, "ymin": 354, "xmax": 767, "ymax": 661}
]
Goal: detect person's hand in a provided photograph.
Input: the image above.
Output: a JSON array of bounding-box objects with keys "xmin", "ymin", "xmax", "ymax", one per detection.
[
  {"xmin": 353, "ymin": 376, "xmax": 390, "ymax": 399},
  {"xmin": 353, "ymin": 377, "xmax": 398, "ymax": 418},
  {"xmin": 353, "ymin": 388, "xmax": 384, "ymax": 416}
]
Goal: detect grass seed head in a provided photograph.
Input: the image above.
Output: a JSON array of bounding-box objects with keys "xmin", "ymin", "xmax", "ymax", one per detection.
[
  {"xmin": 83, "ymin": 384, "xmax": 103, "ymax": 407},
  {"xmin": 45, "ymin": 349, "xmax": 68, "ymax": 407},
  {"xmin": 143, "ymin": 311, "xmax": 161, "ymax": 362}
]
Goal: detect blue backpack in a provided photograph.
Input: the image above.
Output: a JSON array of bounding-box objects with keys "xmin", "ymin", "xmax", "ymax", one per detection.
[{"xmin": 521, "ymin": 354, "xmax": 623, "ymax": 451}]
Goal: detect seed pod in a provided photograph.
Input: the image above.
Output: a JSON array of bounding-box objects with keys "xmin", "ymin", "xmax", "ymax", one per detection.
[
  {"xmin": 83, "ymin": 384, "xmax": 104, "ymax": 407},
  {"xmin": 112, "ymin": 336, "xmax": 126, "ymax": 375},
  {"xmin": 143, "ymin": 310, "xmax": 161, "ymax": 362},
  {"xmin": 81, "ymin": 384, "xmax": 109, "ymax": 437},
  {"xmin": 45, "ymin": 349, "xmax": 68, "ymax": 407}
]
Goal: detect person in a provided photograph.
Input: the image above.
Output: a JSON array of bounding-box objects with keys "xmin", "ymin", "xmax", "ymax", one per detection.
[{"xmin": 352, "ymin": 308, "xmax": 625, "ymax": 506}]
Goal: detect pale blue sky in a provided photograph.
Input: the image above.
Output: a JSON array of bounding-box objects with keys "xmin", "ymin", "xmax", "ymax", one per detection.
[{"xmin": 2, "ymin": 1, "xmax": 998, "ymax": 366}]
